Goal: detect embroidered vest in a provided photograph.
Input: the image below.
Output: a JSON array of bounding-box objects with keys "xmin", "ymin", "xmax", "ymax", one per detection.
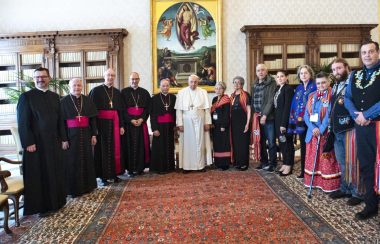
[
  {"xmin": 351, "ymin": 68, "xmax": 380, "ymax": 121},
  {"xmin": 331, "ymin": 83, "xmax": 354, "ymax": 133}
]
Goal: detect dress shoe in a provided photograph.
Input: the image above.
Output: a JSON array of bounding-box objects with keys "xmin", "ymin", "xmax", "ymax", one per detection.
[
  {"xmin": 355, "ymin": 207, "xmax": 378, "ymax": 220},
  {"xmin": 239, "ymin": 165, "xmax": 248, "ymax": 171},
  {"xmin": 101, "ymin": 179, "xmax": 109, "ymax": 186},
  {"xmin": 114, "ymin": 177, "xmax": 121, "ymax": 183},
  {"xmin": 329, "ymin": 190, "xmax": 351, "ymax": 199},
  {"xmin": 347, "ymin": 197, "xmax": 363, "ymax": 206},
  {"xmin": 297, "ymin": 174, "xmax": 304, "ymax": 179},
  {"xmin": 264, "ymin": 165, "xmax": 274, "ymax": 172}
]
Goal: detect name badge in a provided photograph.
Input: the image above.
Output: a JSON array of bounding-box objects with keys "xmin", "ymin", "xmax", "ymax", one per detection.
[
  {"xmin": 213, "ymin": 113, "xmax": 218, "ymax": 120},
  {"xmin": 310, "ymin": 113, "xmax": 319, "ymax": 122}
]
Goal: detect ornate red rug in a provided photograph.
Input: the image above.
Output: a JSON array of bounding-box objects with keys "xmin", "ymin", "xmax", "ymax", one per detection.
[
  {"xmin": 0, "ymin": 169, "xmax": 349, "ymax": 242},
  {"xmin": 79, "ymin": 170, "xmax": 321, "ymax": 243}
]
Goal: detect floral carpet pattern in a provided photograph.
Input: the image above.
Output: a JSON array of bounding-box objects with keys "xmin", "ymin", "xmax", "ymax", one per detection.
[
  {"xmin": 80, "ymin": 170, "xmax": 320, "ymax": 243},
  {"xmin": 0, "ymin": 165, "xmax": 377, "ymax": 243}
]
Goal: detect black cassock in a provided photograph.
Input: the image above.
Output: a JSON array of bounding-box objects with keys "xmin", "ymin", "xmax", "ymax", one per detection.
[
  {"xmin": 89, "ymin": 85, "xmax": 125, "ymax": 180},
  {"xmin": 121, "ymin": 87, "xmax": 151, "ymax": 174},
  {"xmin": 150, "ymin": 93, "xmax": 176, "ymax": 173},
  {"xmin": 61, "ymin": 94, "xmax": 97, "ymax": 196},
  {"xmin": 211, "ymin": 95, "xmax": 231, "ymax": 170},
  {"xmin": 17, "ymin": 89, "xmax": 67, "ymax": 215}
]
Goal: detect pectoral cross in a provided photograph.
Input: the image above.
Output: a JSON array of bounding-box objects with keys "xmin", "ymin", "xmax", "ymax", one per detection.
[
  {"xmin": 109, "ymin": 101, "xmax": 113, "ymax": 108},
  {"xmin": 76, "ymin": 115, "xmax": 81, "ymax": 122},
  {"xmin": 164, "ymin": 103, "xmax": 169, "ymax": 111},
  {"xmin": 190, "ymin": 104, "xmax": 194, "ymax": 110}
]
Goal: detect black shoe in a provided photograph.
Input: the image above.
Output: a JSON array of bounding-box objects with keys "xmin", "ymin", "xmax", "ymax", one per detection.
[
  {"xmin": 355, "ymin": 207, "xmax": 378, "ymax": 220},
  {"xmin": 329, "ymin": 190, "xmax": 351, "ymax": 199},
  {"xmin": 265, "ymin": 165, "xmax": 274, "ymax": 172},
  {"xmin": 114, "ymin": 177, "xmax": 121, "ymax": 183},
  {"xmin": 101, "ymin": 179, "xmax": 109, "ymax": 186},
  {"xmin": 239, "ymin": 165, "xmax": 248, "ymax": 171},
  {"xmin": 297, "ymin": 174, "xmax": 304, "ymax": 179},
  {"xmin": 347, "ymin": 197, "xmax": 363, "ymax": 206},
  {"xmin": 255, "ymin": 163, "xmax": 267, "ymax": 170}
]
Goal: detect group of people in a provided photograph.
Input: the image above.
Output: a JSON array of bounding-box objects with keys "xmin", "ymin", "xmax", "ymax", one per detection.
[
  {"xmin": 16, "ymin": 41, "xmax": 379, "ymax": 222},
  {"xmin": 248, "ymin": 40, "xmax": 379, "ymax": 221}
]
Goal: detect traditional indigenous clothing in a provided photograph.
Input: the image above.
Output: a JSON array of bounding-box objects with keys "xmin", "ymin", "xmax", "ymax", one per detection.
[
  {"xmin": 150, "ymin": 93, "xmax": 176, "ymax": 173},
  {"xmin": 175, "ymin": 86, "xmax": 212, "ymax": 170},
  {"xmin": 330, "ymin": 77, "xmax": 363, "ymax": 197},
  {"xmin": 17, "ymin": 89, "xmax": 67, "ymax": 215},
  {"xmin": 89, "ymin": 85, "xmax": 125, "ymax": 180},
  {"xmin": 230, "ymin": 90, "xmax": 251, "ymax": 169},
  {"xmin": 345, "ymin": 60, "xmax": 380, "ymax": 213},
  {"xmin": 210, "ymin": 94, "xmax": 231, "ymax": 170},
  {"xmin": 61, "ymin": 94, "xmax": 97, "ymax": 196},
  {"xmin": 304, "ymin": 88, "xmax": 340, "ymax": 192},
  {"xmin": 121, "ymin": 87, "xmax": 151, "ymax": 174},
  {"xmin": 288, "ymin": 80, "xmax": 317, "ymax": 176}
]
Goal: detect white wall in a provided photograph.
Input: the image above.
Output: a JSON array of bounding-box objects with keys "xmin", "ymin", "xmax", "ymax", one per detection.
[{"xmin": 0, "ymin": 0, "xmax": 378, "ymax": 94}]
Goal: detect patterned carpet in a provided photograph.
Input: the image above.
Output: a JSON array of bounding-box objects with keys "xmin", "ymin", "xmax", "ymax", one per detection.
[{"xmin": 0, "ymin": 164, "xmax": 378, "ymax": 243}]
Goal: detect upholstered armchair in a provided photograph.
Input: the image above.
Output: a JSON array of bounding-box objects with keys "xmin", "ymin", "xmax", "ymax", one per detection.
[
  {"xmin": 0, "ymin": 170, "xmax": 12, "ymax": 234},
  {"xmin": 0, "ymin": 157, "xmax": 24, "ymax": 227}
]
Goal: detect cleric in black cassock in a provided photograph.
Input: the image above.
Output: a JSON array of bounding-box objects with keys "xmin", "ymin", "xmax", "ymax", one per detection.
[
  {"xmin": 17, "ymin": 67, "xmax": 67, "ymax": 216},
  {"xmin": 121, "ymin": 72, "xmax": 151, "ymax": 176},
  {"xmin": 150, "ymin": 79, "xmax": 176, "ymax": 173},
  {"xmin": 61, "ymin": 78, "xmax": 98, "ymax": 197},
  {"xmin": 89, "ymin": 69, "xmax": 125, "ymax": 185}
]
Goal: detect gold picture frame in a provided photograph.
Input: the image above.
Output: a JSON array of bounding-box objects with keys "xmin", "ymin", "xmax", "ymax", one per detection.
[{"xmin": 151, "ymin": 0, "xmax": 222, "ymax": 93}]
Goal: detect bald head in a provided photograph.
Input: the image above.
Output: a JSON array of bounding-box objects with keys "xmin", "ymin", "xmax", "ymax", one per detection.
[
  {"xmin": 129, "ymin": 72, "xmax": 140, "ymax": 89},
  {"xmin": 160, "ymin": 79, "xmax": 170, "ymax": 94}
]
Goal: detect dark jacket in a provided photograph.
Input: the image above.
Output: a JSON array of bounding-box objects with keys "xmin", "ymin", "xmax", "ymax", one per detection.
[
  {"xmin": 274, "ymin": 84, "xmax": 294, "ymax": 136},
  {"xmin": 251, "ymin": 75, "xmax": 277, "ymax": 120}
]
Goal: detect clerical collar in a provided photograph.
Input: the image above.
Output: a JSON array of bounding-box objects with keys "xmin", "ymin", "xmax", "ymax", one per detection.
[
  {"xmin": 161, "ymin": 92, "xmax": 168, "ymax": 96},
  {"xmin": 104, "ymin": 84, "xmax": 113, "ymax": 89},
  {"xmin": 36, "ymin": 87, "xmax": 48, "ymax": 92}
]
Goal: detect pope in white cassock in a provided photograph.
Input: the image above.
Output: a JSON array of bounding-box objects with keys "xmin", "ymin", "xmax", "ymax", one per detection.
[{"xmin": 175, "ymin": 74, "xmax": 212, "ymax": 171}]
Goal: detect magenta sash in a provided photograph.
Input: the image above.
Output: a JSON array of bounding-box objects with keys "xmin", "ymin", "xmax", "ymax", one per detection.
[
  {"xmin": 98, "ymin": 110, "xmax": 121, "ymax": 174},
  {"xmin": 157, "ymin": 113, "xmax": 174, "ymax": 123},
  {"xmin": 127, "ymin": 107, "xmax": 150, "ymax": 164},
  {"xmin": 66, "ymin": 116, "xmax": 89, "ymax": 128}
]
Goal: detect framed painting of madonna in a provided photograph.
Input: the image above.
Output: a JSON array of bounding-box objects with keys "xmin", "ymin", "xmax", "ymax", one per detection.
[{"xmin": 151, "ymin": 0, "xmax": 222, "ymax": 93}]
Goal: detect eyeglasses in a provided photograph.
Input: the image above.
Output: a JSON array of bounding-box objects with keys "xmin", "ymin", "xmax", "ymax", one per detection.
[
  {"xmin": 131, "ymin": 78, "xmax": 140, "ymax": 81},
  {"xmin": 34, "ymin": 76, "xmax": 49, "ymax": 79}
]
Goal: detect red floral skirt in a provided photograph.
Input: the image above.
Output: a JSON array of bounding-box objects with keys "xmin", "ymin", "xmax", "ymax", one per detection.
[{"xmin": 304, "ymin": 135, "xmax": 341, "ymax": 192}]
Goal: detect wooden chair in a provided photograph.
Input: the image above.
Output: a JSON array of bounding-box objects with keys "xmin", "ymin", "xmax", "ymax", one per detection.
[
  {"xmin": 0, "ymin": 157, "xmax": 24, "ymax": 227},
  {"xmin": 0, "ymin": 171, "xmax": 12, "ymax": 234}
]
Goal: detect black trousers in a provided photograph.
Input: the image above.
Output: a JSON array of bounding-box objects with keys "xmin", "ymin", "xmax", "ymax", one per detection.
[
  {"xmin": 299, "ymin": 130, "xmax": 307, "ymax": 174},
  {"xmin": 279, "ymin": 135, "xmax": 295, "ymax": 166},
  {"xmin": 355, "ymin": 123, "xmax": 379, "ymax": 211}
]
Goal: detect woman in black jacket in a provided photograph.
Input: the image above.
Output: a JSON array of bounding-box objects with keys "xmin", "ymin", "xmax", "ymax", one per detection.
[{"xmin": 274, "ymin": 70, "xmax": 294, "ymax": 176}]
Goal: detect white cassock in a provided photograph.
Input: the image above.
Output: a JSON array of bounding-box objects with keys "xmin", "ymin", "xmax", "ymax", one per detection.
[{"xmin": 175, "ymin": 86, "xmax": 212, "ymax": 170}]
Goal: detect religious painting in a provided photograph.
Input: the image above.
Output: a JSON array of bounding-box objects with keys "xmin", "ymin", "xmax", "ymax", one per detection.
[{"xmin": 152, "ymin": 0, "xmax": 222, "ymax": 93}]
